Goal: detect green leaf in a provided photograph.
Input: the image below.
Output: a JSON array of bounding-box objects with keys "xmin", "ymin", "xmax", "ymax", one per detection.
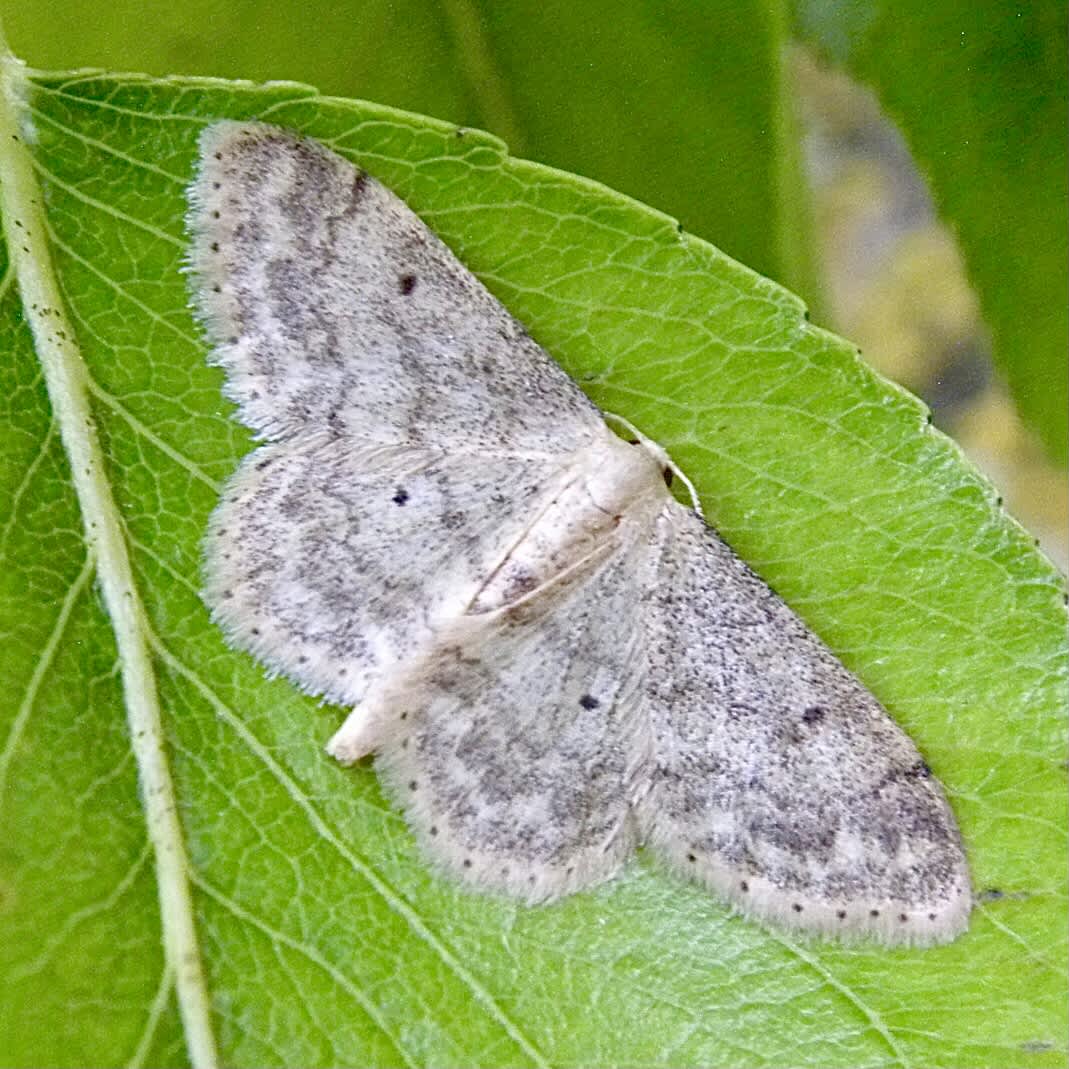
[
  {"xmin": 1, "ymin": 65, "xmax": 1065, "ymax": 1069},
  {"xmin": 1, "ymin": 0, "xmax": 824, "ymax": 309},
  {"xmin": 794, "ymin": 0, "xmax": 1069, "ymax": 464}
]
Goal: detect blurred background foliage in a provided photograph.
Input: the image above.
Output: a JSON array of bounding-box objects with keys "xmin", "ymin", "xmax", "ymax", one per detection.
[{"xmin": 4, "ymin": 0, "xmax": 1065, "ymax": 565}]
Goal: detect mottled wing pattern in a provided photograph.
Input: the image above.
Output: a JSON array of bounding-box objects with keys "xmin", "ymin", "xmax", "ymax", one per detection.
[
  {"xmin": 191, "ymin": 121, "xmax": 607, "ymax": 719},
  {"xmin": 187, "ymin": 122, "xmax": 602, "ymax": 453},
  {"xmin": 636, "ymin": 504, "xmax": 971, "ymax": 944},
  {"xmin": 205, "ymin": 434, "xmax": 575, "ymax": 709},
  {"xmin": 374, "ymin": 530, "xmax": 652, "ymax": 901},
  {"xmin": 190, "ymin": 121, "xmax": 970, "ymax": 943}
]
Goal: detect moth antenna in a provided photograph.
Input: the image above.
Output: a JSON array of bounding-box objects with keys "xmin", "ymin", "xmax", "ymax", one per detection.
[{"xmin": 603, "ymin": 410, "xmax": 703, "ymax": 518}]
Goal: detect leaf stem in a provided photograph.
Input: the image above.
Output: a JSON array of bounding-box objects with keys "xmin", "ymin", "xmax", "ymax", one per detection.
[{"xmin": 0, "ymin": 48, "xmax": 220, "ymax": 1069}]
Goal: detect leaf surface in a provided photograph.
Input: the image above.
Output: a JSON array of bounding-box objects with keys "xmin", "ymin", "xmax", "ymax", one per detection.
[{"xmin": 0, "ymin": 69, "xmax": 1065, "ymax": 1069}]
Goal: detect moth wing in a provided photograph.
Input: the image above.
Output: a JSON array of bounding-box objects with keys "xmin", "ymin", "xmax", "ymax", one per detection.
[
  {"xmin": 636, "ymin": 505, "xmax": 971, "ymax": 944},
  {"xmin": 187, "ymin": 121, "xmax": 602, "ymax": 454},
  {"xmin": 372, "ymin": 529, "xmax": 652, "ymax": 902},
  {"xmin": 205, "ymin": 433, "xmax": 576, "ymax": 711}
]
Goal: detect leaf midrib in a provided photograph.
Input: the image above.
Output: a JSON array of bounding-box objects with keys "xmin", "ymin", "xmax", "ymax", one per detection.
[{"xmin": 0, "ymin": 45, "xmax": 220, "ymax": 1069}]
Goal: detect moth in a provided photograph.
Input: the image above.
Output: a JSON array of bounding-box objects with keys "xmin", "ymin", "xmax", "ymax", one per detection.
[{"xmin": 187, "ymin": 121, "xmax": 970, "ymax": 944}]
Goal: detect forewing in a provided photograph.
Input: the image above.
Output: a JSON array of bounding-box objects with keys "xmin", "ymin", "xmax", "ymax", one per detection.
[
  {"xmin": 204, "ymin": 433, "xmax": 573, "ymax": 710},
  {"xmin": 636, "ymin": 505, "xmax": 971, "ymax": 944},
  {"xmin": 373, "ymin": 531, "xmax": 651, "ymax": 902},
  {"xmin": 187, "ymin": 121, "xmax": 601, "ymax": 453}
]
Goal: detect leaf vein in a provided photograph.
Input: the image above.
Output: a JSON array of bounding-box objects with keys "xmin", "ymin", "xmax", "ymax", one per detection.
[{"xmin": 149, "ymin": 632, "xmax": 551, "ymax": 1068}]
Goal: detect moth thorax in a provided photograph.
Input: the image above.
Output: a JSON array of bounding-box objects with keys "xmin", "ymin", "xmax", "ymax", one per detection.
[{"xmin": 581, "ymin": 432, "xmax": 670, "ymax": 517}]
